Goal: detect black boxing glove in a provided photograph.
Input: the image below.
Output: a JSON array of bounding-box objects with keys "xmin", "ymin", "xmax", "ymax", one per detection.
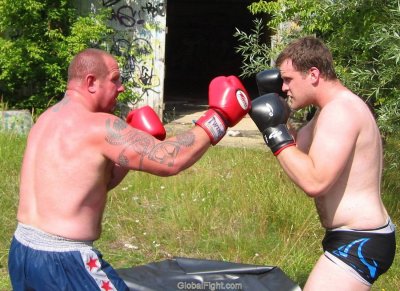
[
  {"xmin": 256, "ymin": 68, "xmax": 287, "ymax": 98},
  {"xmin": 249, "ymin": 93, "xmax": 295, "ymax": 155}
]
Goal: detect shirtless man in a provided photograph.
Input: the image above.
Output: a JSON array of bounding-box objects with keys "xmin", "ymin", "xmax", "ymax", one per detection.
[
  {"xmin": 249, "ymin": 36, "xmax": 395, "ymax": 290},
  {"xmin": 8, "ymin": 48, "xmax": 251, "ymax": 290}
]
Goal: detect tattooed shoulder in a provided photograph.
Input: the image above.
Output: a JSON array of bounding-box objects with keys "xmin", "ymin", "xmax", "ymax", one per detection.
[
  {"xmin": 104, "ymin": 117, "xmax": 156, "ymax": 168},
  {"xmin": 104, "ymin": 118, "xmax": 128, "ymax": 145}
]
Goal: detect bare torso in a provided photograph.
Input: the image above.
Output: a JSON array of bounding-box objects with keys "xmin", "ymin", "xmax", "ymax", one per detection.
[
  {"xmin": 17, "ymin": 98, "xmax": 114, "ymax": 240},
  {"xmin": 17, "ymin": 93, "xmax": 211, "ymax": 241},
  {"xmin": 291, "ymin": 90, "xmax": 388, "ymax": 230}
]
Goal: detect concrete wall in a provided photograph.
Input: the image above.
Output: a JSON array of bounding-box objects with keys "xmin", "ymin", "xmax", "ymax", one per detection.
[
  {"xmin": 78, "ymin": 0, "xmax": 167, "ymax": 117},
  {"xmin": 0, "ymin": 110, "xmax": 33, "ymax": 134}
]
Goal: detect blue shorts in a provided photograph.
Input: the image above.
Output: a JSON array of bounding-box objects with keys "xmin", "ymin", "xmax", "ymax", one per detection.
[
  {"xmin": 322, "ymin": 218, "xmax": 396, "ymax": 285},
  {"xmin": 8, "ymin": 223, "xmax": 129, "ymax": 291}
]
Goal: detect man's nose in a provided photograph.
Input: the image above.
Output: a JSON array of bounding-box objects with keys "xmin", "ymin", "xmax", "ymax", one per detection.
[{"xmin": 282, "ymin": 83, "xmax": 289, "ymax": 92}]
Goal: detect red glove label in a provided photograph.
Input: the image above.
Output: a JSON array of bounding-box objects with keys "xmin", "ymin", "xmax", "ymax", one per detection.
[
  {"xmin": 236, "ymin": 89, "xmax": 250, "ymax": 111},
  {"xmin": 203, "ymin": 114, "xmax": 226, "ymax": 141}
]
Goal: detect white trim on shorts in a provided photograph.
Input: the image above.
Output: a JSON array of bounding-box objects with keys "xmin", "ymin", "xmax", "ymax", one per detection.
[
  {"xmin": 14, "ymin": 223, "xmax": 118, "ymax": 290},
  {"xmin": 327, "ymin": 217, "xmax": 395, "ymax": 234},
  {"xmin": 14, "ymin": 223, "xmax": 94, "ymax": 252}
]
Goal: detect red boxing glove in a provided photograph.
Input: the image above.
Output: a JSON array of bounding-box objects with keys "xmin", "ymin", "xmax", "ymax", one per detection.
[
  {"xmin": 196, "ymin": 76, "xmax": 251, "ymax": 145},
  {"xmin": 209, "ymin": 76, "xmax": 251, "ymax": 126},
  {"xmin": 126, "ymin": 106, "xmax": 166, "ymax": 140}
]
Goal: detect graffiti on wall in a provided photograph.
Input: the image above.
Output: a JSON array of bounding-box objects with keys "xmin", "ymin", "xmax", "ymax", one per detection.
[
  {"xmin": 103, "ymin": 0, "xmax": 165, "ymax": 27},
  {"xmin": 94, "ymin": 0, "xmax": 166, "ymax": 107}
]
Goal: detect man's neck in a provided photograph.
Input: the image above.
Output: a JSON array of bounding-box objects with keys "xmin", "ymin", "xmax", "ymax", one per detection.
[
  {"xmin": 64, "ymin": 89, "xmax": 97, "ymax": 112},
  {"xmin": 315, "ymin": 79, "xmax": 345, "ymax": 108}
]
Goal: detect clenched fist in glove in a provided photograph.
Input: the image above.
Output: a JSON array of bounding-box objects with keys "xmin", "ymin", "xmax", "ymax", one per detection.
[
  {"xmin": 126, "ymin": 106, "xmax": 166, "ymax": 140},
  {"xmin": 195, "ymin": 76, "xmax": 251, "ymax": 145},
  {"xmin": 256, "ymin": 68, "xmax": 286, "ymax": 98},
  {"xmin": 249, "ymin": 93, "xmax": 295, "ymax": 155}
]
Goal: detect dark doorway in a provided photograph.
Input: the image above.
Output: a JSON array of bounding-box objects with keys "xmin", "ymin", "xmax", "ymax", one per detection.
[{"xmin": 164, "ymin": 0, "xmax": 257, "ymax": 108}]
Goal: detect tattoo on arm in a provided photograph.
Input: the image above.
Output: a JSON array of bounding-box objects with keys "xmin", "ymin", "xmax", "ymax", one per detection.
[
  {"xmin": 147, "ymin": 132, "xmax": 195, "ymax": 167},
  {"xmin": 175, "ymin": 131, "xmax": 195, "ymax": 147},
  {"xmin": 105, "ymin": 118, "xmax": 154, "ymax": 168},
  {"xmin": 105, "ymin": 118, "xmax": 196, "ymax": 170}
]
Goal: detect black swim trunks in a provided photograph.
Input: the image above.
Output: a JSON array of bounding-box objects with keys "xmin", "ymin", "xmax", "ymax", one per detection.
[{"xmin": 322, "ymin": 218, "xmax": 396, "ymax": 285}]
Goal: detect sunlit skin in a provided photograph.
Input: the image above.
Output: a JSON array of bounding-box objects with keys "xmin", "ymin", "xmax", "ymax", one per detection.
[
  {"xmin": 10, "ymin": 47, "xmax": 254, "ymax": 291},
  {"xmin": 17, "ymin": 50, "xmax": 211, "ymax": 241},
  {"xmin": 277, "ymin": 59, "xmax": 389, "ymax": 291}
]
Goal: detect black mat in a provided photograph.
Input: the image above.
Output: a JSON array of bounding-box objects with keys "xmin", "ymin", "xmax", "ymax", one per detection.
[{"xmin": 117, "ymin": 257, "xmax": 301, "ymax": 291}]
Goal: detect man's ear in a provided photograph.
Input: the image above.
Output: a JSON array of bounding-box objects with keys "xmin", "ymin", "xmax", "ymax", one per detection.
[
  {"xmin": 309, "ymin": 67, "xmax": 320, "ymax": 84},
  {"xmin": 86, "ymin": 74, "xmax": 97, "ymax": 93}
]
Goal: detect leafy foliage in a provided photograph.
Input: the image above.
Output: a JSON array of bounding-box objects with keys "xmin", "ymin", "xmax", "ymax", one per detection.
[
  {"xmin": 235, "ymin": 0, "xmax": 400, "ymax": 135},
  {"xmin": 234, "ymin": 19, "xmax": 272, "ymax": 77},
  {"xmin": 0, "ymin": 0, "xmax": 113, "ymax": 114}
]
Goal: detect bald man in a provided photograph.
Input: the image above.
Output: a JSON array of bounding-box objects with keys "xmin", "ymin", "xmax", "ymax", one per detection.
[{"xmin": 8, "ymin": 48, "xmax": 250, "ymax": 290}]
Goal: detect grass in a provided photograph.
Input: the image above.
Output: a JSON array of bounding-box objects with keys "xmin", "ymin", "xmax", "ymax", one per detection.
[{"xmin": 0, "ymin": 132, "xmax": 399, "ymax": 290}]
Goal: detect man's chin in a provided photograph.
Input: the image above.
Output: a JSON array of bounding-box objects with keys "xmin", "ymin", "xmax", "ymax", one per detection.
[{"xmin": 287, "ymin": 96, "xmax": 295, "ymax": 109}]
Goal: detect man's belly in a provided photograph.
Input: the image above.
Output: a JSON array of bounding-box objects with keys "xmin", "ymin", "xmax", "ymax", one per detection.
[{"xmin": 314, "ymin": 195, "xmax": 388, "ymax": 230}]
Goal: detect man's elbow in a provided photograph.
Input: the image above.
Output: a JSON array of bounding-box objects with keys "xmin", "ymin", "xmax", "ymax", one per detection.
[
  {"xmin": 155, "ymin": 164, "xmax": 188, "ymax": 177},
  {"xmin": 302, "ymin": 182, "xmax": 331, "ymax": 198}
]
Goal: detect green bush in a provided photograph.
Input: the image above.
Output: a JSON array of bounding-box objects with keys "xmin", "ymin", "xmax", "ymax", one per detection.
[
  {"xmin": 0, "ymin": 0, "xmax": 113, "ymax": 115},
  {"xmin": 235, "ymin": 0, "xmax": 400, "ymax": 135}
]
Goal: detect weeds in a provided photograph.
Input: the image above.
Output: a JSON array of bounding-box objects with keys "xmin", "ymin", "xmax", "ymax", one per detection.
[{"xmin": 0, "ymin": 133, "xmax": 398, "ymax": 290}]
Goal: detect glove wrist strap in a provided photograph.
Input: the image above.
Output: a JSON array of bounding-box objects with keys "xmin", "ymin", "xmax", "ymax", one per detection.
[
  {"xmin": 195, "ymin": 109, "xmax": 227, "ymax": 145},
  {"xmin": 263, "ymin": 124, "xmax": 296, "ymax": 155}
]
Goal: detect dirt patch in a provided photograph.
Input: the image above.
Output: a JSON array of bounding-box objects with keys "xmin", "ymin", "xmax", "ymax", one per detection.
[
  {"xmin": 163, "ymin": 101, "xmax": 267, "ymax": 150},
  {"xmin": 164, "ymin": 120, "xmax": 266, "ymax": 150}
]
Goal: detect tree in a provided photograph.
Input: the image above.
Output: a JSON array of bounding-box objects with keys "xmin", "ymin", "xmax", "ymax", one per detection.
[
  {"xmin": 235, "ymin": 0, "xmax": 400, "ymax": 135},
  {"xmin": 0, "ymin": 0, "xmax": 113, "ymax": 114}
]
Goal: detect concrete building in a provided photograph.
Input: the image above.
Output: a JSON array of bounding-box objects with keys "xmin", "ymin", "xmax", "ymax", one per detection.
[{"xmin": 75, "ymin": 0, "xmax": 256, "ymax": 118}]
